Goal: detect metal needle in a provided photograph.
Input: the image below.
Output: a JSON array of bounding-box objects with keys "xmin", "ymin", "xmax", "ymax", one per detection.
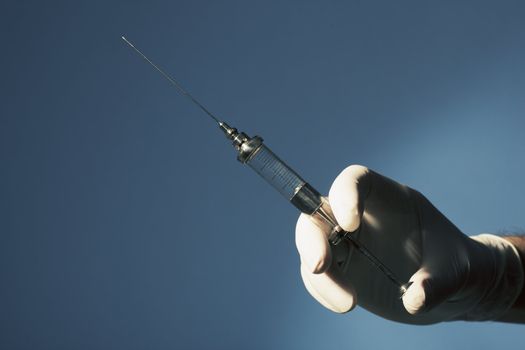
[{"xmin": 121, "ymin": 35, "xmax": 221, "ymax": 125}]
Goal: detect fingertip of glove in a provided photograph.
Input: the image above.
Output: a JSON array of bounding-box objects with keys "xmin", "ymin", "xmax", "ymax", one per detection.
[
  {"xmin": 334, "ymin": 205, "xmax": 361, "ymax": 233},
  {"xmin": 402, "ymin": 281, "xmax": 427, "ymax": 315},
  {"xmin": 295, "ymin": 214, "xmax": 332, "ymax": 274},
  {"xmin": 403, "ymin": 268, "xmax": 442, "ymax": 315},
  {"xmin": 328, "ymin": 165, "xmax": 370, "ymax": 233}
]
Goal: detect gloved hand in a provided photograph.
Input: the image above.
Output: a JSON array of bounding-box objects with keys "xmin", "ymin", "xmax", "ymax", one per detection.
[{"xmin": 296, "ymin": 165, "xmax": 523, "ymax": 324}]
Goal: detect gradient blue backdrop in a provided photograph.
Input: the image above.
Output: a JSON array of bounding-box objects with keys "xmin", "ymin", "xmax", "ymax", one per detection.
[{"xmin": 1, "ymin": 1, "xmax": 525, "ymax": 349}]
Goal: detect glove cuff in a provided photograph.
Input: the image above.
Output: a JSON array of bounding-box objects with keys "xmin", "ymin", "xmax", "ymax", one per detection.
[{"xmin": 462, "ymin": 234, "xmax": 524, "ymax": 321}]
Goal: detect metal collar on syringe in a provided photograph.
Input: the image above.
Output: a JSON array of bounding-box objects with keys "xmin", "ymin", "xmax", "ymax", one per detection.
[{"xmin": 219, "ymin": 121, "xmax": 263, "ymax": 163}]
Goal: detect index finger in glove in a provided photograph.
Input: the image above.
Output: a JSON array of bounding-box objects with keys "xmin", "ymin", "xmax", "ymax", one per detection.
[{"xmin": 328, "ymin": 165, "xmax": 371, "ymax": 233}]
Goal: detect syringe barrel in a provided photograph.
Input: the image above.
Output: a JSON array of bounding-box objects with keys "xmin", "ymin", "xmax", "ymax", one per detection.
[
  {"xmin": 246, "ymin": 143, "xmax": 344, "ymax": 243},
  {"xmin": 243, "ymin": 142, "xmax": 323, "ymax": 215},
  {"xmin": 246, "ymin": 144, "xmax": 304, "ymax": 199},
  {"xmin": 223, "ymin": 125, "xmax": 342, "ymax": 242}
]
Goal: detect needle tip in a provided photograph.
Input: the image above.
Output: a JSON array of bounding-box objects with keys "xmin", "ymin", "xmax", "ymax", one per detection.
[{"xmin": 121, "ymin": 36, "xmax": 132, "ymax": 47}]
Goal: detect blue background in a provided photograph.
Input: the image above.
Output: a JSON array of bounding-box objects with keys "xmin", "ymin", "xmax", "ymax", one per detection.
[{"xmin": 1, "ymin": 1, "xmax": 525, "ymax": 349}]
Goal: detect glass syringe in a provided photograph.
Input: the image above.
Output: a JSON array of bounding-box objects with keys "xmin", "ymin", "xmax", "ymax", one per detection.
[{"xmin": 122, "ymin": 36, "xmax": 409, "ymax": 294}]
